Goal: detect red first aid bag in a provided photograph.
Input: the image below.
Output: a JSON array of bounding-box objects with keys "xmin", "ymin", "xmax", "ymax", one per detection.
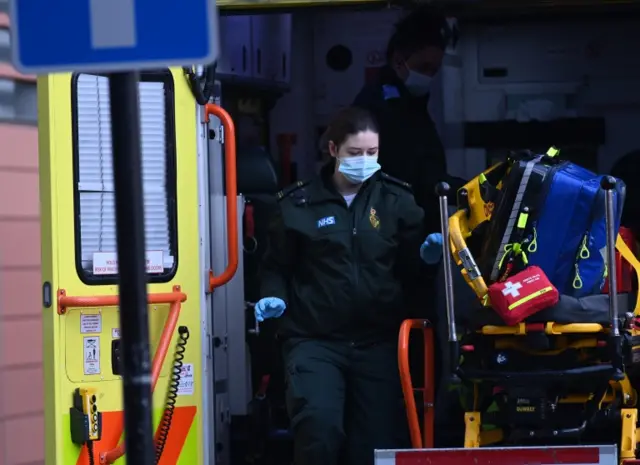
[{"xmin": 487, "ymin": 266, "xmax": 560, "ymax": 326}]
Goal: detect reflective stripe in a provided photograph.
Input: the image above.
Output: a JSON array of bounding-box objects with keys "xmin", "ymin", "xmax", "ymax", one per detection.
[
  {"xmin": 507, "ymin": 285, "xmax": 554, "ymax": 311},
  {"xmin": 491, "ymin": 157, "xmax": 541, "ymax": 281}
]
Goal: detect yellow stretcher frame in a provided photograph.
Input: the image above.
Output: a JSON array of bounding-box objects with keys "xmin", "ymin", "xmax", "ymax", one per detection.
[
  {"xmin": 38, "ymin": 68, "xmax": 204, "ymax": 465},
  {"xmin": 448, "ymin": 209, "xmax": 640, "ymax": 318},
  {"xmin": 399, "ymin": 196, "xmax": 640, "ymax": 464}
]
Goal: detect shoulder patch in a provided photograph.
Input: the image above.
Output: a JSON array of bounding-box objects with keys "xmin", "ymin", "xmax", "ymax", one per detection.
[
  {"xmin": 381, "ymin": 172, "xmax": 412, "ymax": 191},
  {"xmin": 382, "ymin": 84, "xmax": 401, "ymax": 101},
  {"xmin": 276, "ymin": 180, "xmax": 311, "ymax": 202}
]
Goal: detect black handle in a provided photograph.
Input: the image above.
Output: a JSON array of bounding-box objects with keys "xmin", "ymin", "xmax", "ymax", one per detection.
[
  {"xmin": 242, "ymin": 46, "xmax": 247, "ymax": 72},
  {"xmin": 257, "ymin": 48, "xmax": 262, "ymax": 74},
  {"xmin": 449, "ymin": 340, "xmax": 462, "ymax": 384},
  {"xmin": 601, "ymin": 175, "xmax": 617, "ymax": 191},
  {"xmin": 435, "ymin": 182, "xmax": 451, "ymax": 197},
  {"xmin": 282, "ymin": 53, "xmax": 287, "ymax": 79}
]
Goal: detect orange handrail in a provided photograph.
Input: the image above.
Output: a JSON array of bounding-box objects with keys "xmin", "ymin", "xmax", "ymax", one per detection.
[
  {"xmin": 205, "ymin": 103, "xmax": 239, "ymax": 291},
  {"xmin": 398, "ymin": 319, "xmax": 435, "ymax": 449},
  {"xmin": 57, "ymin": 288, "xmax": 187, "ymax": 465}
]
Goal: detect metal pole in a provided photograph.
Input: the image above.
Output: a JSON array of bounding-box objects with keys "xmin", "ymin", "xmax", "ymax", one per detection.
[
  {"xmin": 602, "ymin": 176, "xmax": 620, "ymax": 337},
  {"xmin": 436, "ymin": 182, "xmax": 457, "ymax": 344},
  {"xmin": 109, "ymin": 71, "xmax": 155, "ymax": 465},
  {"xmin": 436, "ymin": 182, "xmax": 461, "ymax": 381}
]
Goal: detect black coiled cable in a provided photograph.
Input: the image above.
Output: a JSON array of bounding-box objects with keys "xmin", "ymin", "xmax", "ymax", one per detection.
[
  {"xmin": 155, "ymin": 325, "xmax": 190, "ymax": 463},
  {"xmin": 183, "ymin": 64, "xmax": 216, "ymax": 105},
  {"xmin": 87, "ymin": 441, "xmax": 95, "ymax": 465}
]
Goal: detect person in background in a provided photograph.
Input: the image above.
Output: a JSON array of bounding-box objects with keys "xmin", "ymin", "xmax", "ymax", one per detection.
[
  {"xmin": 353, "ymin": 4, "xmax": 465, "ymax": 234},
  {"xmin": 254, "ymin": 106, "xmax": 442, "ymax": 465},
  {"xmin": 353, "ymin": 5, "xmax": 464, "ymax": 410}
]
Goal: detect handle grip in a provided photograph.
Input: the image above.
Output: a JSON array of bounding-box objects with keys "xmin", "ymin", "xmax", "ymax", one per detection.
[
  {"xmin": 435, "ymin": 181, "xmax": 451, "ymax": 197},
  {"xmin": 246, "ymin": 301, "xmax": 260, "ymax": 335},
  {"xmin": 205, "ymin": 104, "xmax": 239, "ymax": 292},
  {"xmin": 601, "ymin": 175, "xmax": 617, "ymax": 191}
]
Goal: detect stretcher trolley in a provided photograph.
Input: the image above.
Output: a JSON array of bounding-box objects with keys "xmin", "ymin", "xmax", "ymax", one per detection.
[{"xmin": 392, "ymin": 176, "xmax": 640, "ymax": 465}]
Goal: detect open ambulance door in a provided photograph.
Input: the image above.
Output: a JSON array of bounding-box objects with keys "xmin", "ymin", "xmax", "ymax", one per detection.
[{"xmin": 38, "ymin": 68, "xmax": 207, "ymax": 465}]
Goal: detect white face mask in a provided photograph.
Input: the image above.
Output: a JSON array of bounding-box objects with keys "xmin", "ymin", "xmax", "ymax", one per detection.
[
  {"xmin": 404, "ymin": 69, "xmax": 432, "ymax": 97},
  {"xmin": 338, "ymin": 155, "xmax": 381, "ymax": 184}
]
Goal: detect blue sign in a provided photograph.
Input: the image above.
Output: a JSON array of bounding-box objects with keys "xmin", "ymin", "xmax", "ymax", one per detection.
[{"xmin": 10, "ymin": 0, "xmax": 219, "ymax": 74}]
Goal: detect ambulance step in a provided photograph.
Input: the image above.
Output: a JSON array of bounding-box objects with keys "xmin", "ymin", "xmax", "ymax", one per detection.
[{"xmin": 374, "ymin": 445, "xmax": 617, "ymax": 465}]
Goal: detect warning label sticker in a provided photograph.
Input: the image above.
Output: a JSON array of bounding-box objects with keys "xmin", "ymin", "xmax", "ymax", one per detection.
[
  {"xmin": 112, "ymin": 328, "xmax": 120, "ymax": 339},
  {"xmin": 93, "ymin": 250, "xmax": 165, "ymax": 275},
  {"xmin": 83, "ymin": 336, "xmax": 101, "ymax": 375},
  {"xmin": 80, "ymin": 313, "xmax": 102, "ymax": 334},
  {"xmin": 177, "ymin": 363, "xmax": 194, "ymax": 396}
]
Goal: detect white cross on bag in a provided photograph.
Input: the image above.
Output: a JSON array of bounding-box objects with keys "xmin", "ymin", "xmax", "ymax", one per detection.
[{"xmin": 502, "ymin": 281, "xmax": 523, "ymax": 298}]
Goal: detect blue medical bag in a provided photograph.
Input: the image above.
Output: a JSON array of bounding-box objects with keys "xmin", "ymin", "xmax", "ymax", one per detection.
[{"xmin": 479, "ymin": 152, "xmax": 626, "ymax": 297}]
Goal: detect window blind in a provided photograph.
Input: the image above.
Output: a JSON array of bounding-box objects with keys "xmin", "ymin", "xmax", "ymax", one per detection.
[{"xmin": 75, "ymin": 73, "xmax": 174, "ymax": 276}]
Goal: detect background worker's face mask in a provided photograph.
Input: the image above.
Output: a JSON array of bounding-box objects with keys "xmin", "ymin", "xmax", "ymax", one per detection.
[
  {"xmin": 338, "ymin": 155, "xmax": 381, "ymax": 184},
  {"xmin": 404, "ymin": 69, "xmax": 433, "ymax": 97}
]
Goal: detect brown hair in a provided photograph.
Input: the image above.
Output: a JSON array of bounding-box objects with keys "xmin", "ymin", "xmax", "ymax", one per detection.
[{"xmin": 319, "ymin": 107, "xmax": 378, "ymax": 156}]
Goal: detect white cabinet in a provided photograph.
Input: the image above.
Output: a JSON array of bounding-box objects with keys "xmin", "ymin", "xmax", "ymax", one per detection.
[
  {"xmin": 217, "ymin": 16, "xmax": 252, "ymax": 77},
  {"xmin": 250, "ymin": 14, "xmax": 292, "ymax": 84}
]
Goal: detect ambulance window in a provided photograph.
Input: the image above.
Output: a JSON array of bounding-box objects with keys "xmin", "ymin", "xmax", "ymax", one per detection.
[{"xmin": 72, "ymin": 71, "xmax": 177, "ymax": 284}]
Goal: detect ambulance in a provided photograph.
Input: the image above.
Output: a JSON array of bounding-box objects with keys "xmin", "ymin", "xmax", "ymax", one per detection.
[{"xmin": 37, "ymin": 0, "xmax": 640, "ymax": 464}]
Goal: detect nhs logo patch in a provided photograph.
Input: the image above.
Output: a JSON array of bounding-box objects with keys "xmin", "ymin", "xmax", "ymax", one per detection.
[{"xmin": 317, "ymin": 216, "xmax": 336, "ymax": 228}]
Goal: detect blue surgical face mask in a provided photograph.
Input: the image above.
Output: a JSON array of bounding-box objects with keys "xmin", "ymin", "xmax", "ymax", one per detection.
[
  {"xmin": 404, "ymin": 69, "xmax": 432, "ymax": 97},
  {"xmin": 338, "ymin": 155, "xmax": 381, "ymax": 184}
]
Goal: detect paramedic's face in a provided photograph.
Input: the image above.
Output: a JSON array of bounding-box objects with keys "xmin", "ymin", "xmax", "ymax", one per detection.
[
  {"xmin": 396, "ymin": 45, "xmax": 444, "ymax": 81},
  {"xmin": 329, "ymin": 130, "xmax": 379, "ymax": 158}
]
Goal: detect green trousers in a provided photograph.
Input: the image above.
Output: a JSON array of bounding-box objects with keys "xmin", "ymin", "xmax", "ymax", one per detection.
[{"xmin": 282, "ymin": 338, "xmax": 410, "ymax": 465}]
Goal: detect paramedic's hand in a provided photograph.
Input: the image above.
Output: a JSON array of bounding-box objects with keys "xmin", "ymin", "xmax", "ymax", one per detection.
[
  {"xmin": 254, "ymin": 297, "xmax": 286, "ymax": 322},
  {"xmin": 420, "ymin": 233, "xmax": 443, "ymax": 264}
]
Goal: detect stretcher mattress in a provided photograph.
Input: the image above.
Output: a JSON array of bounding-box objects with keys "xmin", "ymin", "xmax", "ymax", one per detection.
[{"xmin": 435, "ymin": 259, "xmax": 634, "ymax": 329}]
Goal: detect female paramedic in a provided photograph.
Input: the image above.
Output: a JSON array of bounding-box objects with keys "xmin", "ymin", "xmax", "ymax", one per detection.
[{"xmin": 254, "ymin": 106, "xmax": 442, "ymax": 465}]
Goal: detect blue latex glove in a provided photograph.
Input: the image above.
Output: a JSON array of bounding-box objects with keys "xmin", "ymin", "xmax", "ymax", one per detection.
[
  {"xmin": 420, "ymin": 233, "xmax": 444, "ymax": 264},
  {"xmin": 254, "ymin": 297, "xmax": 286, "ymax": 322}
]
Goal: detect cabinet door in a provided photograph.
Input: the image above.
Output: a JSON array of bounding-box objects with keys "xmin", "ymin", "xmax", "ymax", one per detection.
[
  {"xmin": 251, "ymin": 14, "xmax": 291, "ymax": 82},
  {"xmin": 274, "ymin": 14, "xmax": 292, "ymax": 84},
  {"xmin": 250, "ymin": 15, "xmax": 292, "ymax": 83},
  {"xmin": 218, "ymin": 16, "xmax": 252, "ymax": 77},
  {"xmin": 250, "ymin": 15, "xmax": 275, "ymax": 81}
]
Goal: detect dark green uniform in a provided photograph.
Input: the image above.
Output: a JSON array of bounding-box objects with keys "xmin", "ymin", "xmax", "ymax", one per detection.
[{"xmin": 260, "ymin": 163, "xmax": 424, "ymax": 465}]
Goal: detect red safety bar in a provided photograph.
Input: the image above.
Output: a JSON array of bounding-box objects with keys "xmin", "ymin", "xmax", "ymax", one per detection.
[
  {"xmin": 57, "ymin": 287, "xmax": 188, "ymax": 464},
  {"xmin": 205, "ymin": 103, "xmax": 239, "ymax": 292},
  {"xmin": 398, "ymin": 319, "xmax": 435, "ymax": 449}
]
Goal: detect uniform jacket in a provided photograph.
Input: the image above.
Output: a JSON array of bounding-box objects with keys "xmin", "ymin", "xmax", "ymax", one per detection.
[{"xmin": 260, "ymin": 163, "xmax": 425, "ymax": 344}]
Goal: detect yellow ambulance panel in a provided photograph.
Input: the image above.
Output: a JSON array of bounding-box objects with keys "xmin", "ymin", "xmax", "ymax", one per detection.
[{"xmin": 38, "ymin": 68, "xmax": 204, "ymax": 465}]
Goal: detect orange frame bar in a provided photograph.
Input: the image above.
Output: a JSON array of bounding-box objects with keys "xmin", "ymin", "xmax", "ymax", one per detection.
[
  {"xmin": 204, "ymin": 103, "xmax": 239, "ymax": 292},
  {"xmin": 398, "ymin": 319, "xmax": 435, "ymax": 449},
  {"xmin": 57, "ymin": 287, "xmax": 188, "ymax": 464}
]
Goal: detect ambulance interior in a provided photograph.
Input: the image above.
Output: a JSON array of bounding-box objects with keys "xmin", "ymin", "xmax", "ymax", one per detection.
[{"xmin": 206, "ymin": 1, "xmax": 640, "ymax": 463}]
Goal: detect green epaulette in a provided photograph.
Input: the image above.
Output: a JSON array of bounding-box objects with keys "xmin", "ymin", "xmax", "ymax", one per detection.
[
  {"xmin": 381, "ymin": 172, "xmax": 412, "ymax": 191},
  {"xmin": 276, "ymin": 180, "xmax": 311, "ymax": 201}
]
